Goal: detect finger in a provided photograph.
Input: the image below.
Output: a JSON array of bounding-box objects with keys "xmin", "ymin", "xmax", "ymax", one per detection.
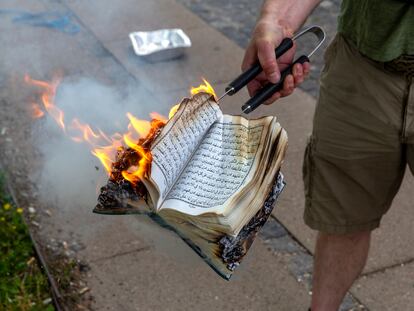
[
  {"xmin": 293, "ymin": 63, "xmax": 304, "ymax": 86},
  {"xmin": 241, "ymin": 42, "xmax": 257, "ymax": 71},
  {"xmin": 263, "ymin": 92, "xmax": 281, "ymax": 105},
  {"xmin": 279, "ymin": 74, "xmax": 295, "ymax": 97},
  {"xmin": 303, "ymin": 62, "xmax": 311, "ymax": 77},
  {"xmin": 246, "ymin": 79, "xmax": 263, "ymax": 97},
  {"xmin": 247, "ymin": 72, "xmax": 272, "ymax": 97},
  {"xmin": 253, "ymin": 71, "xmax": 269, "ymax": 84},
  {"xmin": 256, "ymin": 39, "xmax": 280, "ymax": 83},
  {"xmin": 277, "ymin": 44, "xmax": 296, "ymax": 71}
]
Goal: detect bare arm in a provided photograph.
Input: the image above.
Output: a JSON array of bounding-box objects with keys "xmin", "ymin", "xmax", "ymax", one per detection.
[{"xmin": 242, "ymin": 0, "xmax": 321, "ymax": 103}]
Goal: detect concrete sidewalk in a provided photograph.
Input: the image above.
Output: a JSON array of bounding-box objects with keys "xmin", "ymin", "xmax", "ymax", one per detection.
[{"xmin": 1, "ymin": 0, "xmax": 413, "ymax": 310}]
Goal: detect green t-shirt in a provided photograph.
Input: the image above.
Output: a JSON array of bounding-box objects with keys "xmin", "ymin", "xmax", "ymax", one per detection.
[{"xmin": 338, "ymin": 0, "xmax": 414, "ymax": 61}]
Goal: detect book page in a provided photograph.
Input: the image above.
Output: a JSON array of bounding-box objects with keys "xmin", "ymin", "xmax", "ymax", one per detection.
[
  {"xmin": 149, "ymin": 93, "xmax": 222, "ymax": 206},
  {"xmin": 160, "ymin": 115, "xmax": 270, "ymax": 216}
]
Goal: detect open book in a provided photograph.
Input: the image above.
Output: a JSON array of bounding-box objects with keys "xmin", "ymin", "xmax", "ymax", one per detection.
[{"xmin": 95, "ymin": 92, "xmax": 288, "ymax": 279}]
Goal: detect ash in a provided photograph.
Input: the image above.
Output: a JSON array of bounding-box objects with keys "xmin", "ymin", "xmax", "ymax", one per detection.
[
  {"xmin": 96, "ymin": 180, "xmax": 141, "ymax": 212},
  {"xmin": 219, "ymin": 172, "xmax": 285, "ymax": 271}
]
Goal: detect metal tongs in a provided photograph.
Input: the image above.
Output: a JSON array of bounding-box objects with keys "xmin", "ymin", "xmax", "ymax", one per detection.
[{"xmin": 218, "ymin": 25, "xmax": 326, "ymax": 114}]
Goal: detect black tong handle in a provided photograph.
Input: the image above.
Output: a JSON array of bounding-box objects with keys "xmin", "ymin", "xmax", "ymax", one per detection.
[
  {"xmin": 225, "ymin": 38, "xmax": 293, "ymax": 95},
  {"xmin": 241, "ymin": 55, "xmax": 310, "ymax": 114}
]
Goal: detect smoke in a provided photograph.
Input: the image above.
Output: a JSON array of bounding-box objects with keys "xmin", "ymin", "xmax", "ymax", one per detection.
[
  {"xmin": 0, "ymin": 1, "xmax": 203, "ymax": 268},
  {"xmin": 31, "ymin": 76, "xmax": 202, "ymax": 267},
  {"xmin": 33, "ymin": 77, "xmax": 156, "ymax": 208}
]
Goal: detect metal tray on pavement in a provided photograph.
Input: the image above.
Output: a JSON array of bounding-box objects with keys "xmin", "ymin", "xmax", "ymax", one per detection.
[{"xmin": 129, "ymin": 28, "xmax": 191, "ymax": 62}]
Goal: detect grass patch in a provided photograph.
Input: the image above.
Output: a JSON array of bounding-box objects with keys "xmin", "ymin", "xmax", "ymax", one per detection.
[{"xmin": 0, "ymin": 175, "xmax": 54, "ymax": 311}]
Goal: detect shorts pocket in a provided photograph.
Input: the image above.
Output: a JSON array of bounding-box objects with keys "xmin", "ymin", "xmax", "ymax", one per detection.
[
  {"xmin": 321, "ymin": 34, "xmax": 340, "ymax": 73},
  {"xmin": 302, "ymin": 135, "xmax": 316, "ymax": 202}
]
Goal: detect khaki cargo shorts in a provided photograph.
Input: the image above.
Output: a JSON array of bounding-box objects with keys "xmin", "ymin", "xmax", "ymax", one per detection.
[{"xmin": 303, "ymin": 33, "xmax": 414, "ymax": 234}]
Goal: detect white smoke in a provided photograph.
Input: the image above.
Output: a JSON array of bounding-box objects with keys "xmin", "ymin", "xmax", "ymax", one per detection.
[
  {"xmin": 33, "ymin": 77, "xmax": 158, "ymax": 209},
  {"xmin": 31, "ymin": 76, "xmax": 201, "ymax": 267},
  {"xmin": 1, "ymin": 2, "xmax": 205, "ymax": 272}
]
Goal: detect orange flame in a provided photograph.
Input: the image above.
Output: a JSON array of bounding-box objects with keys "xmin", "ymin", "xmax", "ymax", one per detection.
[
  {"xmin": 190, "ymin": 78, "xmax": 217, "ymax": 100},
  {"xmin": 126, "ymin": 112, "xmax": 152, "ymax": 138},
  {"xmin": 31, "ymin": 103, "xmax": 45, "ymax": 118},
  {"xmin": 26, "ymin": 75, "xmax": 216, "ymax": 186},
  {"xmin": 149, "ymin": 112, "xmax": 168, "ymax": 123},
  {"xmin": 25, "ymin": 74, "xmax": 65, "ymax": 130},
  {"xmin": 69, "ymin": 118, "xmax": 101, "ymax": 144},
  {"xmin": 121, "ymin": 134, "xmax": 152, "ymax": 184}
]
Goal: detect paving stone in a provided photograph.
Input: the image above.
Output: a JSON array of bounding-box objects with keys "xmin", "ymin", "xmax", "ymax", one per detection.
[
  {"xmin": 99, "ymin": 25, "xmax": 244, "ymax": 93},
  {"xmin": 0, "ymin": 25, "xmax": 80, "ymax": 74},
  {"xmin": 65, "ymin": 0, "xmax": 204, "ymax": 42},
  {"xmin": 352, "ymin": 261, "xmax": 414, "ymax": 311},
  {"xmin": 264, "ymin": 235, "xmax": 303, "ymax": 254},
  {"xmin": 0, "ymin": 15, "xmax": 114, "ymax": 81},
  {"xmin": 259, "ymin": 218, "xmax": 288, "ymax": 240},
  {"xmin": 289, "ymin": 253, "xmax": 313, "ymax": 279},
  {"xmin": 339, "ymin": 296, "xmax": 366, "ymax": 311},
  {"xmin": 77, "ymin": 216, "xmax": 150, "ymax": 263},
  {"xmin": 278, "ymin": 151, "xmax": 317, "ymax": 248},
  {"xmin": 366, "ymin": 173, "xmax": 414, "ymax": 273},
  {"xmin": 0, "ymin": 0, "xmax": 46, "ymax": 7},
  {"xmin": 0, "ymin": 3, "xmax": 49, "ymax": 41},
  {"xmin": 87, "ymin": 239, "xmax": 311, "ymax": 311}
]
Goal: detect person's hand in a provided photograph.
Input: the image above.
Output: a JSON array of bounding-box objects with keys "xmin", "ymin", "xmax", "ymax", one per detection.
[{"xmin": 242, "ymin": 17, "xmax": 310, "ymax": 104}]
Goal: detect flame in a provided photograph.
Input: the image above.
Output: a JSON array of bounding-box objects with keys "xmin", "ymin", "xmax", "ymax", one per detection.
[
  {"xmin": 190, "ymin": 78, "xmax": 217, "ymax": 100},
  {"xmin": 126, "ymin": 112, "xmax": 152, "ymax": 138},
  {"xmin": 168, "ymin": 104, "xmax": 180, "ymax": 119},
  {"xmin": 149, "ymin": 112, "xmax": 168, "ymax": 123},
  {"xmin": 31, "ymin": 103, "xmax": 45, "ymax": 118},
  {"xmin": 69, "ymin": 118, "xmax": 102, "ymax": 144},
  {"xmin": 25, "ymin": 74, "xmax": 65, "ymax": 129},
  {"xmin": 26, "ymin": 74, "xmax": 215, "ymax": 186},
  {"xmin": 92, "ymin": 146, "xmax": 119, "ymax": 174},
  {"xmin": 121, "ymin": 134, "xmax": 152, "ymax": 184}
]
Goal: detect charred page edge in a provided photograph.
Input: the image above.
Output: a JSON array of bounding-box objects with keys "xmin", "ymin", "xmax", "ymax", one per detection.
[{"xmin": 94, "ymin": 172, "xmax": 285, "ymax": 280}]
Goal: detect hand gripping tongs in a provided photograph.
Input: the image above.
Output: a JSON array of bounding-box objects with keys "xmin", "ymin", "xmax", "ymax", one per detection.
[{"xmin": 218, "ymin": 25, "xmax": 326, "ymax": 114}]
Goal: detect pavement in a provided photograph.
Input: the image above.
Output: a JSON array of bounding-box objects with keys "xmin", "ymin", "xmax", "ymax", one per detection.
[{"xmin": 0, "ymin": 0, "xmax": 413, "ymax": 310}]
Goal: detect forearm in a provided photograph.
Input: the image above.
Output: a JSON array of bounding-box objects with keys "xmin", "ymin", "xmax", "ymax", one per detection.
[{"xmin": 260, "ymin": 0, "xmax": 322, "ymax": 35}]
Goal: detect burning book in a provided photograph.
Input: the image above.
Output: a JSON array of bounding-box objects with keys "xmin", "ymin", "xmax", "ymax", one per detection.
[
  {"xmin": 25, "ymin": 74, "xmax": 287, "ymax": 280},
  {"xmin": 94, "ymin": 85, "xmax": 288, "ymax": 280}
]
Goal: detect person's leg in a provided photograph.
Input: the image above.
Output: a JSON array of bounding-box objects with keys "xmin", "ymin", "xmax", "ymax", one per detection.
[
  {"xmin": 302, "ymin": 34, "xmax": 408, "ymax": 310},
  {"xmin": 310, "ymin": 231, "xmax": 370, "ymax": 311}
]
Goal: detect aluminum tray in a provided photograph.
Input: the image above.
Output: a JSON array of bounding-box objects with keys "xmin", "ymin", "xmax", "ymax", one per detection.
[{"xmin": 129, "ymin": 28, "xmax": 191, "ymax": 62}]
